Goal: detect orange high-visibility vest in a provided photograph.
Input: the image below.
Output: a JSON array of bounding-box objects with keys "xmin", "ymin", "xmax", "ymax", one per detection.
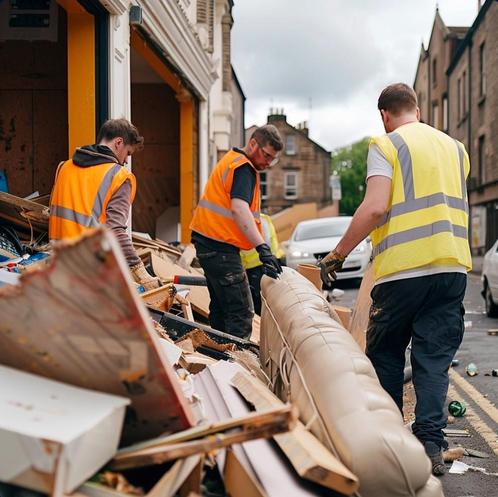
[
  {"xmin": 190, "ymin": 149, "xmax": 262, "ymax": 250},
  {"xmin": 49, "ymin": 159, "xmax": 136, "ymax": 240}
]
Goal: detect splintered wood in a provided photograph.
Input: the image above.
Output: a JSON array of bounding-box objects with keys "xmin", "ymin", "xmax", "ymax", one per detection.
[
  {"xmin": 110, "ymin": 405, "xmax": 297, "ymax": 470},
  {"xmin": 0, "ymin": 228, "xmax": 194, "ymax": 445}
]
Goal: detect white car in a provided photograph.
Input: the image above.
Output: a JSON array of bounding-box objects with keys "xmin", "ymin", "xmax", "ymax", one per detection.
[
  {"xmin": 482, "ymin": 238, "xmax": 498, "ymax": 317},
  {"xmin": 286, "ymin": 216, "xmax": 372, "ymax": 281}
]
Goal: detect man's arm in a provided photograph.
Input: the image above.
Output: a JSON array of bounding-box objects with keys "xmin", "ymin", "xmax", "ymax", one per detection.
[
  {"xmin": 231, "ymin": 198, "xmax": 265, "ymax": 248},
  {"xmin": 335, "ymin": 175, "xmax": 391, "ymax": 256},
  {"xmin": 105, "ymin": 180, "xmax": 141, "ymax": 266}
]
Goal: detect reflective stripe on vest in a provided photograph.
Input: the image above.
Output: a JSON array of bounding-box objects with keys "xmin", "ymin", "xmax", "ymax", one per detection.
[
  {"xmin": 51, "ymin": 164, "xmax": 122, "ymax": 228},
  {"xmin": 373, "ymin": 132, "xmax": 468, "ymax": 258},
  {"xmin": 198, "ymin": 199, "xmax": 261, "ymax": 219}
]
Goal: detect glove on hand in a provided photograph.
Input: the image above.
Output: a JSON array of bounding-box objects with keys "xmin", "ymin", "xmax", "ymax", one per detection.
[
  {"xmin": 130, "ymin": 260, "xmax": 162, "ymax": 291},
  {"xmin": 317, "ymin": 249, "xmax": 346, "ymax": 285},
  {"xmin": 256, "ymin": 243, "xmax": 282, "ymax": 280}
]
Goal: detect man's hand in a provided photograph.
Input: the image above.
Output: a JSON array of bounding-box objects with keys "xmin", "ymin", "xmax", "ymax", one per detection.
[
  {"xmin": 256, "ymin": 243, "xmax": 282, "ymax": 279},
  {"xmin": 130, "ymin": 260, "xmax": 162, "ymax": 291},
  {"xmin": 317, "ymin": 249, "xmax": 346, "ymax": 285}
]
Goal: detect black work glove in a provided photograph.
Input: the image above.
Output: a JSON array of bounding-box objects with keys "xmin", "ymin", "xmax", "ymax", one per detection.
[
  {"xmin": 256, "ymin": 243, "xmax": 282, "ymax": 279},
  {"xmin": 317, "ymin": 249, "xmax": 346, "ymax": 285}
]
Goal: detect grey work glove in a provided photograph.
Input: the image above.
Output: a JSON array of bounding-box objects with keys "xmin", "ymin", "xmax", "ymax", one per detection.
[
  {"xmin": 317, "ymin": 249, "xmax": 346, "ymax": 285},
  {"xmin": 130, "ymin": 260, "xmax": 162, "ymax": 291},
  {"xmin": 256, "ymin": 243, "xmax": 282, "ymax": 279}
]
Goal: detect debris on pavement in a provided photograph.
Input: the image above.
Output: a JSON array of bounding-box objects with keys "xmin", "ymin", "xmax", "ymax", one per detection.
[
  {"xmin": 465, "ymin": 362, "xmax": 478, "ymax": 376},
  {"xmin": 0, "ymin": 219, "xmax": 451, "ymax": 497}
]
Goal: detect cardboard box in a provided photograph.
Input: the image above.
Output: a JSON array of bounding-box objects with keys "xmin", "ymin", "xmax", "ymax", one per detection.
[{"xmin": 0, "ymin": 366, "xmax": 129, "ymax": 497}]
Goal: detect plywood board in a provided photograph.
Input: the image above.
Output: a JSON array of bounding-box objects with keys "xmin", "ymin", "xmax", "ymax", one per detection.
[
  {"xmin": 349, "ymin": 262, "xmax": 375, "ymax": 352},
  {"xmin": 0, "ymin": 228, "xmax": 194, "ymax": 445}
]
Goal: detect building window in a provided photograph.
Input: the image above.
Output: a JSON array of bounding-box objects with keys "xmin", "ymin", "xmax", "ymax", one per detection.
[
  {"xmin": 479, "ymin": 42, "xmax": 486, "ymax": 97},
  {"xmin": 432, "ymin": 102, "xmax": 439, "ymax": 129},
  {"xmin": 478, "ymin": 135, "xmax": 486, "ymax": 185},
  {"xmin": 284, "ymin": 172, "xmax": 298, "ymax": 199},
  {"xmin": 457, "ymin": 77, "xmax": 462, "ymax": 120},
  {"xmin": 260, "ymin": 171, "xmax": 269, "ymax": 200},
  {"xmin": 462, "ymin": 70, "xmax": 467, "ymax": 115},
  {"xmin": 285, "ymin": 135, "xmax": 296, "ymax": 155},
  {"xmin": 442, "ymin": 96, "xmax": 448, "ymax": 132},
  {"xmin": 432, "ymin": 58, "xmax": 437, "ymax": 87}
]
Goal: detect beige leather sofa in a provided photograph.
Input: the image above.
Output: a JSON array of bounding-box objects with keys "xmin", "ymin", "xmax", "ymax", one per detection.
[{"xmin": 260, "ymin": 268, "xmax": 444, "ymax": 497}]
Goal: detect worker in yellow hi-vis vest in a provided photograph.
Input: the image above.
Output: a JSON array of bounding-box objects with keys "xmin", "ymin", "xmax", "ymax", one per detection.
[
  {"xmin": 240, "ymin": 213, "xmax": 285, "ymax": 315},
  {"xmin": 319, "ymin": 83, "xmax": 471, "ymax": 477}
]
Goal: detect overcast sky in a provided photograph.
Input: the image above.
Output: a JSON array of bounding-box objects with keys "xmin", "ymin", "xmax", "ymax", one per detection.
[{"xmin": 232, "ymin": 0, "xmax": 478, "ymax": 151}]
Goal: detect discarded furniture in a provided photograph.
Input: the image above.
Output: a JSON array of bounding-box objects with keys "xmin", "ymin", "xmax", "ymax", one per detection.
[
  {"xmin": 260, "ymin": 268, "xmax": 444, "ymax": 497},
  {"xmin": 0, "ymin": 228, "xmax": 194, "ymax": 445}
]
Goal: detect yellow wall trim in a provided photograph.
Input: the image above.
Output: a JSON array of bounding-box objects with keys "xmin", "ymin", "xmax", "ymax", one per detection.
[{"xmin": 57, "ymin": 0, "xmax": 96, "ymax": 153}]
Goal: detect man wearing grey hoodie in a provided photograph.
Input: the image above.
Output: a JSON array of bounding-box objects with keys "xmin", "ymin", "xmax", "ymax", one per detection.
[{"xmin": 49, "ymin": 118, "xmax": 160, "ymax": 290}]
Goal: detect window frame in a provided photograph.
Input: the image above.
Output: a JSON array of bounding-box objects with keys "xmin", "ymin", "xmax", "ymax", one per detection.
[
  {"xmin": 284, "ymin": 171, "xmax": 298, "ymax": 200},
  {"xmin": 285, "ymin": 134, "xmax": 297, "ymax": 155}
]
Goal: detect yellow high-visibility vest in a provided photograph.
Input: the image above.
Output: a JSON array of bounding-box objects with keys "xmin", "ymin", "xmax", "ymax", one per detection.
[
  {"xmin": 370, "ymin": 122, "xmax": 472, "ymax": 280},
  {"xmin": 240, "ymin": 214, "xmax": 284, "ymax": 270}
]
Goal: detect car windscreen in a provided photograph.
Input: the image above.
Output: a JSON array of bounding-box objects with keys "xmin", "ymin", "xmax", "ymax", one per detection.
[{"xmin": 294, "ymin": 218, "xmax": 351, "ymax": 241}]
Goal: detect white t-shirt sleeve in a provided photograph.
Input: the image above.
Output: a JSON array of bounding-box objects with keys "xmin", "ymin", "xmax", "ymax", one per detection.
[{"xmin": 366, "ymin": 144, "xmax": 393, "ymax": 180}]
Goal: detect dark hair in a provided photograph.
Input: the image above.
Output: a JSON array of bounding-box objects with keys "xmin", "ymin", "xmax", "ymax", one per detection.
[
  {"xmin": 377, "ymin": 83, "xmax": 418, "ymax": 116},
  {"xmin": 97, "ymin": 118, "xmax": 144, "ymax": 148},
  {"xmin": 250, "ymin": 124, "xmax": 283, "ymax": 151}
]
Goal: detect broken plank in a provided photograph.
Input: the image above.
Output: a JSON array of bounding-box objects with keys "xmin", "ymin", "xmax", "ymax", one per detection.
[
  {"xmin": 0, "ymin": 191, "xmax": 49, "ymax": 232},
  {"xmin": 0, "ymin": 228, "xmax": 194, "ymax": 445},
  {"xmin": 231, "ymin": 370, "xmax": 359, "ymax": 495},
  {"xmin": 110, "ymin": 405, "xmax": 298, "ymax": 470}
]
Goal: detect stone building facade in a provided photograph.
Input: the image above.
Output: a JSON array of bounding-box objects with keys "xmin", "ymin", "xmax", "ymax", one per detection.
[
  {"xmin": 414, "ymin": 0, "xmax": 498, "ymax": 252},
  {"xmin": 414, "ymin": 9, "xmax": 467, "ymax": 130},
  {"xmin": 448, "ymin": 0, "xmax": 498, "ymax": 252},
  {"xmin": 247, "ymin": 111, "xmax": 336, "ymax": 215}
]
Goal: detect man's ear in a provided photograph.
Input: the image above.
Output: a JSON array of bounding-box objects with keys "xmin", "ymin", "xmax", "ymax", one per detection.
[{"xmin": 416, "ymin": 107, "xmax": 421, "ymax": 121}]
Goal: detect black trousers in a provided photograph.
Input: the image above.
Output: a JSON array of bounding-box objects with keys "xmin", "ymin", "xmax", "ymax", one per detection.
[
  {"xmin": 194, "ymin": 243, "xmax": 254, "ymax": 339},
  {"xmin": 366, "ymin": 272, "xmax": 466, "ymax": 448}
]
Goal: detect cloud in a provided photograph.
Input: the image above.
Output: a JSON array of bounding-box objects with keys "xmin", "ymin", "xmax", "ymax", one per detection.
[{"xmin": 232, "ymin": 0, "xmax": 477, "ymax": 149}]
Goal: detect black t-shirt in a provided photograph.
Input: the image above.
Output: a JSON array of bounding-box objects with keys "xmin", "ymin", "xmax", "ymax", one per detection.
[{"xmin": 192, "ymin": 152, "xmax": 257, "ymax": 252}]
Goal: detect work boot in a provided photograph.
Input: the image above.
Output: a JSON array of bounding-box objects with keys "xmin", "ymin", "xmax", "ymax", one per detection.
[{"xmin": 424, "ymin": 441, "xmax": 446, "ymax": 476}]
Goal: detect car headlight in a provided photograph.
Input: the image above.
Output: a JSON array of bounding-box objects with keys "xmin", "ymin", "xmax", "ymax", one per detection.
[{"xmin": 290, "ymin": 250, "xmax": 311, "ymax": 258}]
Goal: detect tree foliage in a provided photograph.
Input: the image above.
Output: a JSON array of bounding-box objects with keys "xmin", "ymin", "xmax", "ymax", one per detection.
[{"xmin": 331, "ymin": 137, "xmax": 370, "ymax": 215}]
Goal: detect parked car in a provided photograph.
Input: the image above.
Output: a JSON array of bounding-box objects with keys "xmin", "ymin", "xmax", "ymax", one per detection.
[
  {"xmin": 285, "ymin": 216, "xmax": 371, "ymax": 281},
  {"xmin": 482, "ymin": 238, "xmax": 498, "ymax": 317}
]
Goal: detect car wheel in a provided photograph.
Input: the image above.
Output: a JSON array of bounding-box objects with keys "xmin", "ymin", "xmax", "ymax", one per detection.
[{"xmin": 485, "ymin": 285, "xmax": 498, "ymax": 318}]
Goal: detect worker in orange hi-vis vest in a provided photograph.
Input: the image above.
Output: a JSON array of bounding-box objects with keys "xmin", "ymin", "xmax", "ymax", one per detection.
[
  {"xmin": 190, "ymin": 125, "xmax": 283, "ymax": 339},
  {"xmin": 49, "ymin": 118, "xmax": 161, "ymax": 291}
]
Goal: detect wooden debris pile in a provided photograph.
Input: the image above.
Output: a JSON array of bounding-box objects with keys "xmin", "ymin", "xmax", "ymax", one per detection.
[{"xmin": 0, "ymin": 227, "xmax": 358, "ymax": 497}]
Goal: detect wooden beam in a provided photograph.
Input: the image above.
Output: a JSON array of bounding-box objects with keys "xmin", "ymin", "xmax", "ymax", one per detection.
[
  {"xmin": 110, "ymin": 405, "xmax": 297, "ymax": 470},
  {"xmin": 231, "ymin": 370, "xmax": 359, "ymax": 495}
]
